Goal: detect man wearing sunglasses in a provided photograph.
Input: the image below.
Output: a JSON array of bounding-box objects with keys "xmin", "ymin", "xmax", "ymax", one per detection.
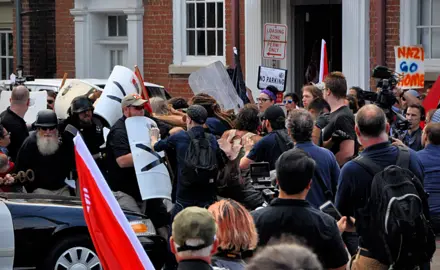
[
  {"xmin": 106, "ymin": 93, "xmax": 169, "ymax": 235},
  {"xmin": 15, "ymin": 109, "xmax": 71, "ymax": 195}
]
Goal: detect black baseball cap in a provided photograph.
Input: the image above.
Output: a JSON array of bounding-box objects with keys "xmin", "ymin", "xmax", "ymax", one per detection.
[
  {"xmin": 186, "ymin": 105, "xmax": 208, "ymax": 125},
  {"xmin": 263, "ymin": 105, "xmax": 285, "ymax": 122}
]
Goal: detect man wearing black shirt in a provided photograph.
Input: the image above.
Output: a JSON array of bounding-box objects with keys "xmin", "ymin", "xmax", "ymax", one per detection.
[
  {"xmin": 106, "ymin": 93, "xmax": 168, "ymax": 231},
  {"xmin": 252, "ymin": 149, "xmax": 348, "ymax": 270},
  {"xmin": 0, "ymin": 85, "xmax": 30, "ymax": 162},
  {"xmin": 322, "ymin": 72, "xmax": 356, "ymax": 166}
]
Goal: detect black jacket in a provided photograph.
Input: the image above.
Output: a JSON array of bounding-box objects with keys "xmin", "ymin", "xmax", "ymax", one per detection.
[
  {"xmin": 15, "ymin": 132, "xmax": 70, "ymax": 192},
  {"xmin": 0, "ymin": 107, "xmax": 29, "ymax": 162}
]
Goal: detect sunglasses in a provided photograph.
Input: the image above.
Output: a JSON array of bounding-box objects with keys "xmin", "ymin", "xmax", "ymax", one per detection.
[
  {"xmin": 40, "ymin": 126, "xmax": 57, "ymax": 131},
  {"xmin": 47, "ymin": 100, "xmax": 54, "ymax": 104},
  {"xmin": 283, "ymin": 100, "xmax": 293, "ymax": 104},
  {"xmin": 129, "ymin": 106, "xmax": 144, "ymax": 111}
]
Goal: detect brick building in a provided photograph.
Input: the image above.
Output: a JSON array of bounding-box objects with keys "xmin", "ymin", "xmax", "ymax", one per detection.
[{"xmin": 3, "ymin": 0, "xmax": 440, "ymax": 98}]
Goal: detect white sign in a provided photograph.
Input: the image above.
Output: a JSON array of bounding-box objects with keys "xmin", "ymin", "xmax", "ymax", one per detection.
[
  {"xmin": 262, "ymin": 23, "xmax": 288, "ymax": 60},
  {"xmin": 0, "ymin": 91, "xmax": 47, "ymax": 124},
  {"xmin": 257, "ymin": 66, "xmax": 288, "ymax": 92}
]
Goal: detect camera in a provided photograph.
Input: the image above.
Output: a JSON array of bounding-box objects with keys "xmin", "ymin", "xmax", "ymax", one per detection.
[
  {"xmin": 249, "ymin": 163, "xmax": 278, "ymax": 203},
  {"xmin": 358, "ymin": 66, "xmax": 410, "ymax": 132}
]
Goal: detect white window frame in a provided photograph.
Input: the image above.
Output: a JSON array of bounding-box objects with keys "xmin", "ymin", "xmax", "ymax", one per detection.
[
  {"xmin": 107, "ymin": 46, "xmax": 127, "ymax": 75},
  {"xmin": 107, "ymin": 15, "xmax": 128, "ymax": 38},
  {"xmin": 172, "ymin": 0, "xmax": 226, "ymax": 66},
  {"xmin": 0, "ymin": 30, "xmax": 13, "ymax": 80},
  {"xmin": 401, "ymin": 0, "xmax": 440, "ymax": 72}
]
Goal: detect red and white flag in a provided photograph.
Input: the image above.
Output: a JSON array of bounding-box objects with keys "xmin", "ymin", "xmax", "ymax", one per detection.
[
  {"xmin": 74, "ymin": 134, "xmax": 155, "ymax": 270},
  {"xmin": 319, "ymin": 39, "xmax": 329, "ymax": 82}
]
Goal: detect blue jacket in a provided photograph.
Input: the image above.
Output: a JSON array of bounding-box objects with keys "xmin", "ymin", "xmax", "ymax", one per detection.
[{"xmin": 417, "ymin": 144, "xmax": 440, "ymax": 216}]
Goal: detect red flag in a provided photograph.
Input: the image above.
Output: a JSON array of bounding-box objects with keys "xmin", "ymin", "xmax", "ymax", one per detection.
[
  {"xmin": 134, "ymin": 65, "xmax": 153, "ymax": 114},
  {"xmin": 319, "ymin": 39, "xmax": 329, "ymax": 82},
  {"xmin": 423, "ymin": 75, "xmax": 440, "ymax": 114},
  {"xmin": 74, "ymin": 135, "xmax": 155, "ymax": 270}
]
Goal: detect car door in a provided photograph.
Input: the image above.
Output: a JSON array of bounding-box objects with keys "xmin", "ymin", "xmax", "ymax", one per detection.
[{"xmin": 0, "ymin": 201, "xmax": 14, "ymax": 269}]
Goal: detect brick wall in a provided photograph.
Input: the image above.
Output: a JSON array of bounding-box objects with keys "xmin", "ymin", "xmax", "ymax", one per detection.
[
  {"xmin": 55, "ymin": 0, "xmax": 75, "ymax": 78},
  {"xmin": 369, "ymin": 0, "xmax": 400, "ymax": 90},
  {"xmin": 143, "ymin": 0, "xmax": 245, "ymax": 99},
  {"xmin": 13, "ymin": 0, "xmax": 57, "ymax": 78}
]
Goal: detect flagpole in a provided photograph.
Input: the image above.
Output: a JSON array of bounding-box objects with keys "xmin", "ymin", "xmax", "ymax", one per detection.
[{"xmin": 232, "ymin": 0, "xmax": 240, "ymax": 67}]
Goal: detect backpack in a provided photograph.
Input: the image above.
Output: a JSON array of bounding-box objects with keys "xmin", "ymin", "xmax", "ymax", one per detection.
[
  {"xmin": 181, "ymin": 130, "xmax": 218, "ymax": 188},
  {"xmin": 354, "ymin": 146, "xmax": 436, "ymax": 269}
]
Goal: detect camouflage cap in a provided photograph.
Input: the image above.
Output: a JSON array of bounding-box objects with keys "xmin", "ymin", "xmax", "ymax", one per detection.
[
  {"xmin": 172, "ymin": 207, "xmax": 217, "ymax": 252},
  {"xmin": 121, "ymin": 93, "xmax": 147, "ymax": 108}
]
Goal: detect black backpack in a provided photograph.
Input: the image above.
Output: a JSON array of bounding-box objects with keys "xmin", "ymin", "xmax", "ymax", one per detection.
[
  {"xmin": 354, "ymin": 146, "xmax": 436, "ymax": 269},
  {"xmin": 181, "ymin": 130, "xmax": 218, "ymax": 188}
]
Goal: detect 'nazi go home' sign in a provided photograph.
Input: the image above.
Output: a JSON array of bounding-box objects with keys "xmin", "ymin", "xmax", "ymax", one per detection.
[{"xmin": 263, "ymin": 23, "xmax": 288, "ymax": 60}]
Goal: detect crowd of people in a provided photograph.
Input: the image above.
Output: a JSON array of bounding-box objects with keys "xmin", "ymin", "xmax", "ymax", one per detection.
[{"xmin": 0, "ymin": 71, "xmax": 439, "ymax": 270}]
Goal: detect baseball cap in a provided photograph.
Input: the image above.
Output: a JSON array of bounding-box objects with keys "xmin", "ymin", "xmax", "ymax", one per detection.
[
  {"xmin": 407, "ymin": 89, "xmax": 420, "ymax": 98},
  {"xmin": 172, "ymin": 207, "xmax": 217, "ymax": 252},
  {"xmin": 186, "ymin": 104, "xmax": 208, "ymax": 124},
  {"xmin": 121, "ymin": 93, "xmax": 147, "ymax": 108},
  {"xmin": 431, "ymin": 109, "xmax": 440, "ymax": 123},
  {"xmin": 263, "ymin": 105, "xmax": 285, "ymax": 122}
]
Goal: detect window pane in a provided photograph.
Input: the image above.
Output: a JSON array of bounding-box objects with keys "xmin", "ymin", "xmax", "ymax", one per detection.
[
  {"xmin": 218, "ymin": 30, "xmax": 224, "ymax": 56},
  {"xmin": 432, "ymin": 28, "xmax": 440, "ymax": 58},
  {"xmin": 117, "ymin": 50, "xmax": 123, "ymax": 65},
  {"xmin": 187, "ymin": 3, "xmax": 195, "ymax": 28},
  {"xmin": 1, "ymin": 34, "xmax": 5, "ymax": 56},
  {"xmin": 418, "ymin": 28, "xmax": 430, "ymax": 58},
  {"xmin": 207, "ymin": 30, "xmax": 216, "ymax": 55},
  {"xmin": 108, "ymin": 16, "xmax": 117, "ymax": 36},
  {"xmin": 1, "ymin": 59, "xmax": 6, "ymax": 80},
  {"xmin": 110, "ymin": 50, "xmax": 115, "ymax": 70},
  {"xmin": 197, "ymin": 30, "xmax": 206, "ymax": 55},
  {"xmin": 118, "ymin": 16, "xmax": 128, "ymax": 36},
  {"xmin": 8, "ymin": 58, "xmax": 13, "ymax": 77},
  {"xmin": 207, "ymin": 3, "xmax": 215, "ymax": 28},
  {"xmin": 217, "ymin": 3, "xmax": 224, "ymax": 28},
  {"xmin": 433, "ymin": 0, "xmax": 440, "ymax": 25},
  {"xmin": 8, "ymin": 33, "xmax": 13, "ymax": 56},
  {"xmin": 419, "ymin": 0, "xmax": 430, "ymax": 26},
  {"xmin": 196, "ymin": 3, "xmax": 205, "ymax": 28},
  {"xmin": 187, "ymin": 30, "xmax": 196, "ymax": 55}
]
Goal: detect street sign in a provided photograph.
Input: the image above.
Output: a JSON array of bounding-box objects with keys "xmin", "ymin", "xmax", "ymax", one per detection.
[{"xmin": 262, "ymin": 23, "xmax": 288, "ymax": 60}]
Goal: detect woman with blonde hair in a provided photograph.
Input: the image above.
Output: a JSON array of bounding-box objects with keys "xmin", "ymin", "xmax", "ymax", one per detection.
[{"xmin": 208, "ymin": 199, "xmax": 258, "ymax": 270}]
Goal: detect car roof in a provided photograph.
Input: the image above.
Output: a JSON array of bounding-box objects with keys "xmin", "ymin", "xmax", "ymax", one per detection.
[{"xmin": 0, "ymin": 78, "xmax": 165, "ymax": 89}]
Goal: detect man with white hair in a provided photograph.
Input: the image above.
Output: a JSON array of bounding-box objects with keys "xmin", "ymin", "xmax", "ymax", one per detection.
[
  {"xmin": 15, "ymin": 109, "xmax": 70, "ymax": 195},
  {"xmin": 170, "ymin": 206, "xmax": 222, "ymax": 270}
]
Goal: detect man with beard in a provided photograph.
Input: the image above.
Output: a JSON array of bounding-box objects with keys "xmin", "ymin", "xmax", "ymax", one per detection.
[
  {"xmin": 61, "ymin": 96, "xmax": 105, "ymax": 171},
  {"xmin": 16, "ymin": 110, "xmax": 71, "ymax": 195}
]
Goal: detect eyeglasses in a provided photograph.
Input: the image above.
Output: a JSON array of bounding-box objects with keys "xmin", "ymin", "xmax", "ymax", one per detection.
[
  {"xmin": 129, "ymin": 106, "xmax": 144, "ymax": 111},
  {"xmin": 47, "ymin": 100, "xmax": 54, "ymax": 104},
  {"xmin": 40, "ymin": 126, "xmax": 57, "ymax": 131},
  {"xmin": 283, "ymin": 100, "xmax": 293, "ymax": 104},
  {"xmin": 1, "ymin": 132, "xmax": 10, "ymax": 138},
  {"xmin": 257, "ymin": 98, "xmax": 271, "ymax": 103}
]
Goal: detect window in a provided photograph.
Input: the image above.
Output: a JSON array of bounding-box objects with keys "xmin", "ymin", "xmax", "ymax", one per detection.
[
  {"xmin": 0, "ymin": 31, "xmax": 13, "ymax": 80},
  {"xmin": 108, "ymin": 15, "xmax": 128, "ymax": 37},
  {"xmin": 109, "ymin": 49, "xmax": 124, "ymax": 74},
  {"xmin": 186, "ymin": 0, "xmax": 224, "ymax": 57},
  {"xmin": 417, "ymin": 0, "xmax": 440, "ymax": 59}
]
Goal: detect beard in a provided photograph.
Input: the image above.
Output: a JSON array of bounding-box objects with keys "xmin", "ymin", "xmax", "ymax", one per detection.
[{"xmin": 36, "ymin": 132, "xmax": 60, "ymax": 156}]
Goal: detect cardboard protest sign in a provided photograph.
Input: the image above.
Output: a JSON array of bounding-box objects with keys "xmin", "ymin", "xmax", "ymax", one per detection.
[
  {"xmin": 257, "ymin": 66, "xmax": 288, "ymax": 92},
  {"xmin": 395, "ymin": 46, "xmax": 425, "ymax": 89},
  {"xmin": 0, "ymin": 91, "xmax": 47, "ymax": 124}
]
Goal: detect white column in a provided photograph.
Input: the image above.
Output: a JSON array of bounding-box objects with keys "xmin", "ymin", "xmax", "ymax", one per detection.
[
  {"xmin": 400, "ymin": 0, "xmax": 418, "ymax": 46},
  {"xmin": 70, "ymin": 9, "xmax": 89, "ymax": 78},
  {"xmin": 125, "ymin": 10, "xmax": 144, "ymax": 75},
  {"xmin": 342, "ymin": 0, "xmax": 369, "ymax": 91},
  {"xmin": 245, "ymin": 0, "xmax": 262, "ymax": 100}
]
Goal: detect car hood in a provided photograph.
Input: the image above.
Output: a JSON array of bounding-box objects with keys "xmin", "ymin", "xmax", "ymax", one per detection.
[{"xmin": 0, "ymin": 192, "xmax": 145, "ymax": 217}]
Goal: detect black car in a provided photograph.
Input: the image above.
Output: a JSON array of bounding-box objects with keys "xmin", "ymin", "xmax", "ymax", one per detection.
[{"xmin": 0, "ymin": 193, "xmax": 166, "ymax": 270}]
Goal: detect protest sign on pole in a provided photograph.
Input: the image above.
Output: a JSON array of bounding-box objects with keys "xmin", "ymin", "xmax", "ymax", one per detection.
[{"xmin": 395, "ymin": 46, "xmax": 425, "ymax": 89}]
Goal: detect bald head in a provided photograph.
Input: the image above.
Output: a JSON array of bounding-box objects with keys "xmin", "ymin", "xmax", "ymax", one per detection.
[
  {"xmin": 355, "ymin": 104, "xmax": 387, "ymax": 138},
  {"xmin": 11, "ymin": 86, "xmax": 29, "ymax": 105}
]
